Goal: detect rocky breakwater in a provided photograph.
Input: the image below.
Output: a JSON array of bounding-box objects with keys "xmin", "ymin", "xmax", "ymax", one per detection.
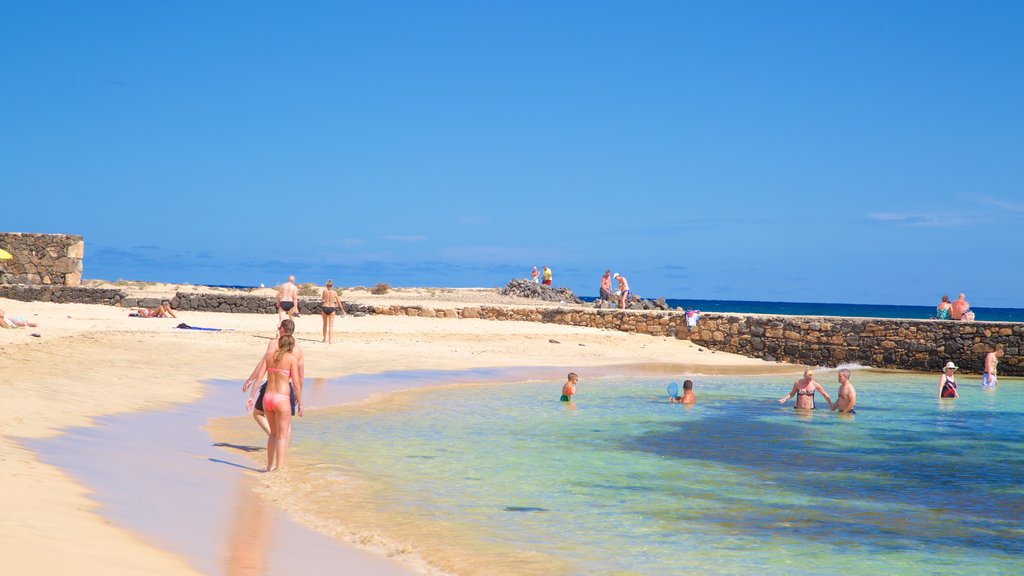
[
  {"xmin": 0, "ymin": 284, "xmax": 127, "ymax": 305},
  {"xmin": 501, "ymin": 279, "xmax": 670, "ymax": 310},
  {"xmin": 687, "ymin": 314, "xmax": 1023, "ymax": 376},
  {"xmin": 501, "ymin": 279, "xmax": 584, "ymax": 304},
  {"xmin": 167, "ymin": 292, "xmax": 374, "ymax": 316}
]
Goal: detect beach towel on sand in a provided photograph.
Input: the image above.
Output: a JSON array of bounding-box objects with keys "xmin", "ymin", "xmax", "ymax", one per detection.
[{"xmin": 174, "ymin": 323, "xmax": 224, "ymax": 332}]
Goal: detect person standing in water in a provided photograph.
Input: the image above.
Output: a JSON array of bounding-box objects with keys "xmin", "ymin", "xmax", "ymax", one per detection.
[
  {"xmin": 244, "ymin": 319, "xmax": 304, "ymax": 435},
  {"xmin": 560, "ymin": 373, "xmax": 578, "ymax": 402},
  {"xmin": 830, "ymin": 369, "xmax": 857, "ymax": 414},
  {"xmin": 939, "ymin": 361, "xmax": 959, "ymax": 398},
  {"xmin": 778, "ymin": 369, "xmax": 833, "ymax": 410},
  {"xmin": 253, "ymin": 333, "xmax": 303, "ymax": 471},
  {"xmin": 982, "ymin": 344, "xmax": 1004, "ymax": 388}
]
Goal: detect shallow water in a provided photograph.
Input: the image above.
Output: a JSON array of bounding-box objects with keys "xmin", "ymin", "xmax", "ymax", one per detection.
[{"xmin": 244, "ymin": 371, "xmax": 1024, "ymax": 575}]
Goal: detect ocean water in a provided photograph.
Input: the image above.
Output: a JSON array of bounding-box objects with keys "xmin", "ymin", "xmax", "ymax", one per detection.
[
  {"xmin": 584, "ymin": 297, "xmax": 1024, "ymax": 323},
  {"xmin": 249, "ymin": 371, "xmax": 1024, "ymax": 576}
]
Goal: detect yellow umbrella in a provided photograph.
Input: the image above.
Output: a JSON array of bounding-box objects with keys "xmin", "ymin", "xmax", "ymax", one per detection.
[{"xmin": 0, "ymin": 248, "xmax": 12, "ymax": 260}]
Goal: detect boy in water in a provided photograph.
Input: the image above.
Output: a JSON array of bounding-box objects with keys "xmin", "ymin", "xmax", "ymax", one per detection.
[
  {"xmin": 560, "ymin": 373, "xmax": 578, "ymax": 402},
  {"xmin": 670, "ymin": 380, "xmax": 696, "ymax": 403},
  {"xmin": 983, "ymin": 344, "xmax": 1004, "ymax": 387}
]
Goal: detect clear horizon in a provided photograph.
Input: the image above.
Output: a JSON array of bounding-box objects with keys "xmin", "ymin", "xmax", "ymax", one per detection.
[{"xmin": 3, "ymin": 2, "xmax": 1022, "ymax": 307}]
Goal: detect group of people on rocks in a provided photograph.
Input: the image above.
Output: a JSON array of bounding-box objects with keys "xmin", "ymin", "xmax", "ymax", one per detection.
[
  {"xmin": 529, "ymin": 266, "xmax": 633, "ymax": 309},
  {"xmin": 936, "ymin": 293, "xmax": 974, "ymax": 321}
]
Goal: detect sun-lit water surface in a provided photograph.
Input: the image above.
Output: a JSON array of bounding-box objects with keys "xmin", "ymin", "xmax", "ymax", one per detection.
[{"xmin": 275, "ymin": 372, "xmax": 1024, "ymax": 575}]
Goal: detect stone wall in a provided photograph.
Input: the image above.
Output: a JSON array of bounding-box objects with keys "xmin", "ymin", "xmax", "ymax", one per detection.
[
  {"xmin": 0, "ymin": 284, "xmax": 127, "ymax": 305},
  {"xmin": 0, "ymin": 232, "xmax": 84, "ymax": 286},
  {"xmin": 4, "ymin": 283, "xmax": 1021, "ymax": 376},
  {"xmin": 687, "ymin": 314, "xmax": 1022, "ymax": 375}
]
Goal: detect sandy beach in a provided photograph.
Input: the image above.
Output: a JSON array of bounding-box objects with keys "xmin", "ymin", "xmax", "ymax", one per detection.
[{"xmin": 1, "ymin": 284, "xmax": 799, "ymax": 575}]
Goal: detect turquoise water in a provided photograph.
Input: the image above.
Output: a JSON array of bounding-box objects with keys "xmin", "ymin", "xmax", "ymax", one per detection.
[{"xmin": 293, "ymin": 372, "xmax": 1024, "ymax": 575}]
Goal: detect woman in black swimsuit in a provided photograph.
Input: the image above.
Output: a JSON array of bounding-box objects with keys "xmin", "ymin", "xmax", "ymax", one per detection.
[
  {"xmin": 778, "ymin": 369, "xmax": 833, "ymax": 410},
  {"xmin": 939, "ymin": 361, "xmax": 959, "ymax": 398},
  {"xmin": 320, "ymin": 280, "xmax": 345, "ymax": 343}
]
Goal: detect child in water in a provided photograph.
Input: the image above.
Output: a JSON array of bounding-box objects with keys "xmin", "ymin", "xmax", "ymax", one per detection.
[
  {"xmin": 560, "ymin": 373, "xmax": 578, "ymax": 402},
  {"xmin": 670, "ymin": 379, "xmax": 696, "ymax": 404}
]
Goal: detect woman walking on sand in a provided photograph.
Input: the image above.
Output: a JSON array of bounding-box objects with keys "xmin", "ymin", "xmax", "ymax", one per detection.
[
  {"xmin": 255, "ymin": 334, "xmax": 303, "ymax": 471},
  {"xmin": 320, "ymin": 280, "xmax": 345, "ymax": 343}
]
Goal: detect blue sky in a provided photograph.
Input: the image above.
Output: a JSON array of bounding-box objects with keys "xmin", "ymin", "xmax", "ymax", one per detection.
[{"xmin": 2, "ymin": 1, "xmax": 1022, "ymax": 306}]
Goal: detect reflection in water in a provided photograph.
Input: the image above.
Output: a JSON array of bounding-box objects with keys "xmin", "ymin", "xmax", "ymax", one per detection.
[{"xmin": 225, "ymin": 480, "xmax": 270, "ymax": 576}]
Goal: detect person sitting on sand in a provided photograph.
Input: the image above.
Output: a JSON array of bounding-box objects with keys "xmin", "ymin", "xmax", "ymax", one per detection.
[
  {"xmin": 939, "ymin": 361, "xmax": 959, "ymax": 398},
  {"xmin": 982, "ymin": 344, "xmax": 1004, "ymax": 388},
  {"xmin": 0, "ymin": 308, "xmax": 38, "ymax": 328},
  {"xmin": 252, "ymin": 333, "xmax": 304, "ymax": 471},
  {"xmin": 936, "ymin": 295, "xmax": 952, "ymax": 320},
  {"xmin": 560, "ymin": 372, "xmax": 578, "ymax": 402},
  {"xmin": 244, "ymin": 319, "xmax": 304, "ymax": 436},
  {"xmin": 320, "ymin": 280, "xmax": 346, "ymax": 343},
  {"xmin": 778, "ymin": 369, "xmax": 833, "ymax": 410},
  {"xmin": 830, "ymin": 369, "xmax": 856, "ymax": 414},
  {"xmin": 670, "ymin": 379, "xmax": 696, "ymax": 404},
  {"xmin": 951, "ymin": 293, "xmax": 970, "ymax": 320},
  {"xmin": 134, "ymin": 303, "xmax": 177, "ymax": 318}
]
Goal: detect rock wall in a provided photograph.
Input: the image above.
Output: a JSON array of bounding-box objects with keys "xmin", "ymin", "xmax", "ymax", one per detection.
[
  {"xmin": 0, "ymin": 284, "xmax": 127, "ymax": 305},
  {"xmin": 4, "ymin": 283, "xmax": 1021, "ymax": 376},
  {"xmin": 687, "ymin": 314, "xmax": 1022, "ymax": 375},
  {"xmin": 0, "ymin": 232, "xmax": 84, "ymax": 286}
]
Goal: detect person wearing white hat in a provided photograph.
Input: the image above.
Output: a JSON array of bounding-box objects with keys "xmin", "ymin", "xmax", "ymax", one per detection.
[
  {"xmin": 939, "ymin": 361, "xmax": 959, "ymax": 399},
  {"xmin": 613, "ymin": 273, "xmax": 630, "ymax": 309}
]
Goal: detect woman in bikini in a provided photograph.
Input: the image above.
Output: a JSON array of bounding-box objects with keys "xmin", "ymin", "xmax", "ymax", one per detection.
[
  {"xmin": 778, "ymin": 369, "xmax": 833, "ymax": 411},
  {"xmin": 939, "ymin": 361, "xmax": 959, "ymax": 398},
  {"xmin": 256, "ymin": 334, "xmax": 303, "ymax": 471},
  {"xmin": 320, "ymin": 280, "xmax": 345, "ymax": 343}
]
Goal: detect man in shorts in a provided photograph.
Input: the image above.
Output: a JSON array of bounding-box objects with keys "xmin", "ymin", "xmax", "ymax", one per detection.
[
  {"xmin": 983, "ymin": 344, "xmax": 1004, "ymax": 387},
  {"xmin": 276, "ymin": 275, "xmax": 299, "ymax": 321},
  {"xmin": 830, "ymin": 369, "xmax": 857, "ymax": 414},
  {"xmin": 243, "ymin": 318, "xmax": 304, "ymax": 435}
]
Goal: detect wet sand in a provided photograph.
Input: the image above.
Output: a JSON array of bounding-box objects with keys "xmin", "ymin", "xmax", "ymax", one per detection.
[{"xmin": 1, "ymin": 292, "xmax": 798, "ymax": 575}]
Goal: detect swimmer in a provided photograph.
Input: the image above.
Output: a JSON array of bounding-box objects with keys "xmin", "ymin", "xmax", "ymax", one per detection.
[
  {"xmin": 939, "ymin": 361, "xmax": 959, "ymax": 398},
  {"xmin": 252, "ymin": 333, "xmax": 303, "ymax": 471},
  {"xmin": 830, "ymin": 369, "xmax": 857, "ymax": 414},
  {"xmin": 670, "ymin": 379, "xmax": 696, "ymax": 404},
  {"xmin": 982, "ymin": 344, "xmax": 1004, "ymax": 388},
  {"xmin": 560, "ymin": 372, "xmax": 578, "ymax": 402},
  {"xmin": 778, "ymin": 369, "xmax": 833, "ymax": 410}
]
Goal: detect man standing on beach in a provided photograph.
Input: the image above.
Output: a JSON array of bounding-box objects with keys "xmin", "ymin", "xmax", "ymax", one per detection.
[
  {"xmin": 983, "ymin": 344, "xmax": 1004, "ymax": 387},
  {"xmin": 542, "ymin": 266, "xmax": 552, "ymax": 286},
  {"xmin": 244, "ymin": 318, "xmax": 304, "ymax": 435},
  {"xmin": 951, "ymin": 293, "xmax": 970, "ymax": 320},
  {"xmin": 831, "ymin": 369, "xmax": 857, "ymax": 414},
  {"xmin": 600, "ymin": 270, "xmax": 613, "ymax": 302},
  {"xmin": 276, "ymin": 275, "xmax": 299, "ymax": 321}
]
